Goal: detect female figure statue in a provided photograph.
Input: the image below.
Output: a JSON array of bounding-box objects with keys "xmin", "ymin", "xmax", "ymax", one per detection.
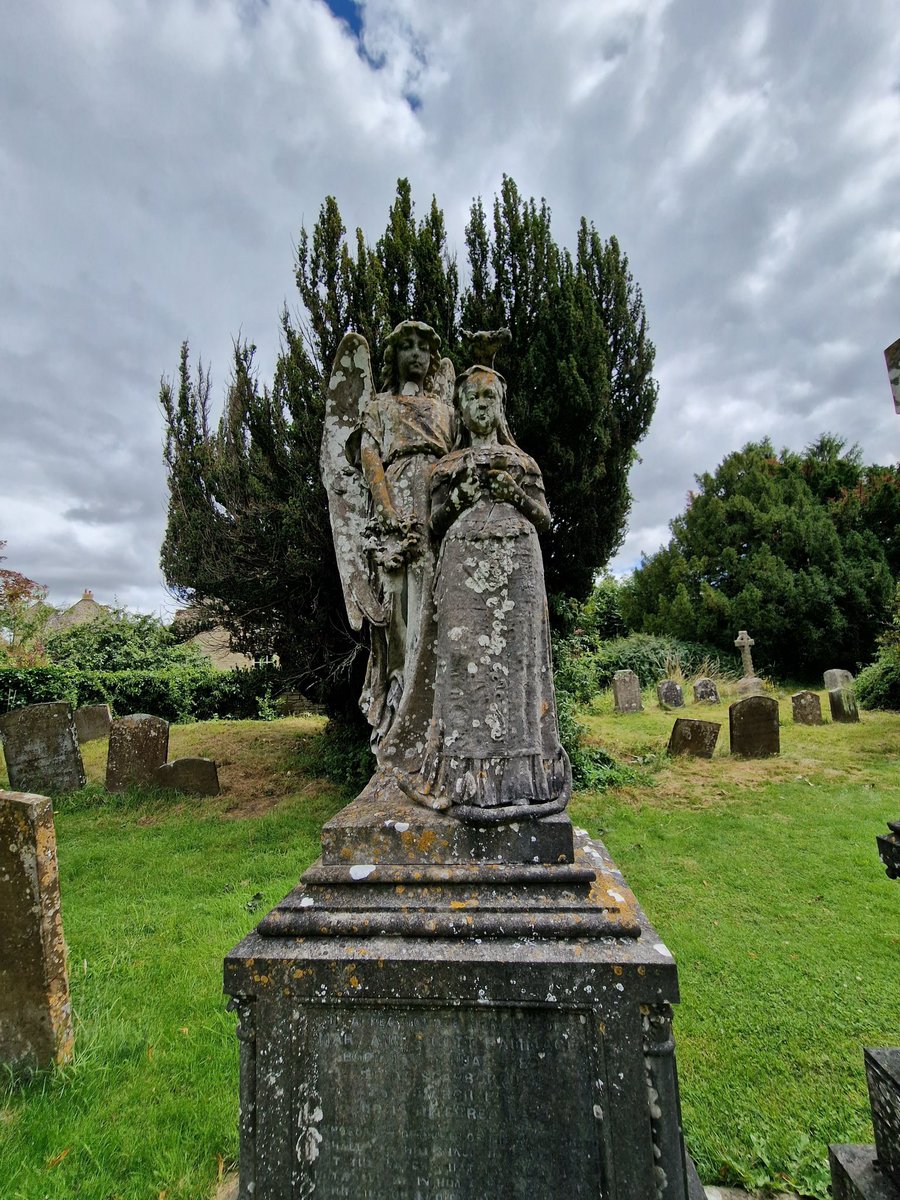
[
  {"xmin": 322, "ymin": 321, "xmax": 455, "ymax": 749},
  {"xmin": 406, "ymin": 364, "xmax": 571, "ymax": 821}
]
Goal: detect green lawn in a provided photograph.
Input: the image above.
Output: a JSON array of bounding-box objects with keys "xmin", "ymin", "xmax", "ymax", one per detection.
[{"xmin": 1, "ymin": 701, "xmax": 898, "ymax": 1199}]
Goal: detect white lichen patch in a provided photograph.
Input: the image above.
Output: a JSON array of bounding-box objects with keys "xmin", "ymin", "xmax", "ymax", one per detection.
[{"xmin": 349, "ymin": 864, "xmax": 377, "ymax": 880}]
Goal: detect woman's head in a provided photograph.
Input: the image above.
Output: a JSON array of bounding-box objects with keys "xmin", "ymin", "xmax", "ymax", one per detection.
[
  {"xmin": 454, "ymin": 366, "xmax": 517, "ymax": 446},
  {"xmin": 380, "ymin": 320, "xmax": 442, "ymax": 392}
]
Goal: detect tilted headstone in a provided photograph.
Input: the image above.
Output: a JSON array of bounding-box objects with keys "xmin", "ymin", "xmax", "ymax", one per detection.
[
  {"xmin": 829, "ymin": 688, "xmax": 860, "ymax": 724},
  {"xmin": 155, "ymin": 757, "xmax": 220, "ymax": 796},
  {"xmin": 729, "ymin": 695, "xmax": 780, "ymax": 757},
  {"xmin": 74, "ymin": 704, "xmax": 112, "ymax": 744},
  {"xmin": 105, "ymin": 714, "xmax": 169, "ymax": 792},
  {"xmin": 611, "ymin": 669, "xmax": 643, "ymax": 713},
  {"xmin": 656, "ymin": 680, "xmax": 684, "ymax": 709},
  {"xmin": 823, "ymin": 668, "xmax": 854, "ymax": 692},
  {"xmin": 0, "ymin": 790, "xmax": 74, "ymax": 1071},
  {"xmin": 692, "ymin": 677, "xmax": 720, "ymax": 704},
  {"xmin": 792, "ymin": 691, "xmax": 823, "ymax": 726},
  {"xmin": 0, "ymin": 702, "xmax": 85, "ymax": 795},
  {"xmin": 667, "ymin": 717, "xmax": 720, "ymax": 759}
]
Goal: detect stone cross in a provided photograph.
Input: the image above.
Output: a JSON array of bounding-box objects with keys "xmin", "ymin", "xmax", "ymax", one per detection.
[{"xmin": 734, "ymin": 630, "xmax": 756, "ymax": 678}]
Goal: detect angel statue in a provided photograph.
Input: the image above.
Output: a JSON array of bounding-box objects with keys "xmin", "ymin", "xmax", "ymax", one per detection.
[
  {"xmin": 398, "ymin": 361, "xmax": 572, "ymax": 822},
  {"xmin": 321, "ymin": 320, "xmax": 456, "ymax": 751}
]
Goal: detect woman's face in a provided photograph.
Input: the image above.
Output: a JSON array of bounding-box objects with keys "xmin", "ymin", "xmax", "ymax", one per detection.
[
  {"xmin": 459, "ymin": 371, "xmax": 502, "ymax": 436},
  {"xmin": 396, "ymin": 329, "xmax": 432, "ymax": 385}
]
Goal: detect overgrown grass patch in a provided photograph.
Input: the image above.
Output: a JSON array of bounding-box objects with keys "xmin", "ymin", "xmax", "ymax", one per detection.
[{"xmin": 0, "ymin": 705, "xmax": 898, "ymax": 1198}]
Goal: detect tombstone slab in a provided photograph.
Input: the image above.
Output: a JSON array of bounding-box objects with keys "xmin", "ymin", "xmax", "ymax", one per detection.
[
  {"xmin": 824, "ymin": 669, "xmax": 855, "ymax": 692},
  {"xmin": 657, "ymin": 680, "xmax": 685, "ymax": 709},
  {"xmin": 612, "ymin": 669, "xmax": 643, "ymax": 713},
  {"xmin": 0, "ymin": 702, "xmax": 85, "ymax": 795},
  {"xmin": 829, "ymin": 688, "xmax": 860, "ymax": 724},
  {"xmin": 74, "ymin": 704, "xmax": 112, "ymax": 744},
  {"xmin": 692, "ymin": 678, "xmax": 720, "ymax": 704},
  {"xmin": 0, "ymin": 791, "xmax": 74, "ymax": 1071},
  {"xmin": 155, "ymin": 757, "xmax": 220, "ymax": 796},
  {"xmin": 667, "ymin": 717, "xmax": 720, "ymax": 759},
  {"xmin": 105, "ymin": 714, "xmax": 169, "ymax": 792},
  {"xmin": 729, "ymin": 695, "xmax": 780, "ymax": 757},
  {"xmin": 792, "ymin": 691, "xmax": 823, "ymax": 726}
]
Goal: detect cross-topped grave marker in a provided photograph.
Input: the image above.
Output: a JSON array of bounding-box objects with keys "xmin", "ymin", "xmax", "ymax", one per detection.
[
  {"xmin": 734, "ymin": 629, "xmax": 765, "ymax": 697},
  {"xmin": 734, "ymin": 629, "xmax": 755, "ymax": 676}
]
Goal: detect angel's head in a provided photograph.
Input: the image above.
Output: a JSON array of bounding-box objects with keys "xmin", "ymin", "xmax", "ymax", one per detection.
[
  {"xmin": 454, "ymin": 366, "xmax": 518, "ymax": 447},
  {"xmin": 380, "ymin": 320, "xmax": 442, "ymax": 393}
]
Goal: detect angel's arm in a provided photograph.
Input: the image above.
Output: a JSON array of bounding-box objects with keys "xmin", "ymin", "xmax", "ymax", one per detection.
[
  {"xmin": 359, "ymin": 433, "xmax": 400, "ymax": 529},
  {"xmin": 487, "ymin": 468, "xmax": 551, "ymax": 532}
]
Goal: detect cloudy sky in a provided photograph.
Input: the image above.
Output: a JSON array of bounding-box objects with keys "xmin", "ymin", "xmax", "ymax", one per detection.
[{"xmin": 2, "ymin": 0, "xmax": 898, "ymax": 616}]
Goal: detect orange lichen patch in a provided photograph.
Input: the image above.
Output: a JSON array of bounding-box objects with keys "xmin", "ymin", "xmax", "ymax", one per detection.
[{"xmin": 416, "ymin": 830, "xmax": 437, "ymax": 853}]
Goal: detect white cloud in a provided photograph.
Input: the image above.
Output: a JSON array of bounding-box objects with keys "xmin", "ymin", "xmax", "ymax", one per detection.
[{"xmin": 1, "ymin": 0, "xmax": 899, "ymax": 617}]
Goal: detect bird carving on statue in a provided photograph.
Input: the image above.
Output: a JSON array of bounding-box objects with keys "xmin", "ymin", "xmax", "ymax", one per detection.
[{"xmin": 460, "ymin": 327, "xmax": 512, "ymax": 367}]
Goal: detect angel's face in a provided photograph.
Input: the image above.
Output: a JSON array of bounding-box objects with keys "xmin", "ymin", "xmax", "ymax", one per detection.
[
  {"xmin": 459, "ymin": 371, "xmax": 502, "ymax": 437},
  {"xmin": 396, "ymin": 330, "xmax": 431, "ymax": 386}
]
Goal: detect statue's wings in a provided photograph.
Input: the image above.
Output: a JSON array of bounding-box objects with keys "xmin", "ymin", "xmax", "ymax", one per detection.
[
  {"xmin": 434, "ymin": 356, "xmax": 456, "ymax": 407},
  {"xmin": 321, "ymin": 332, "xmax": 385, "ymax": 631}
]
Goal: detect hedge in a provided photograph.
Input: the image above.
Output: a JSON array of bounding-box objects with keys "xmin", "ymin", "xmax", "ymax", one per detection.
[
  {"xmin": 0, "ymin": 664, "xmax": 282, "ymax": 723},
  {"xmin": 553, "ymin": 633, "xmax": 727, "ymax": 704}
]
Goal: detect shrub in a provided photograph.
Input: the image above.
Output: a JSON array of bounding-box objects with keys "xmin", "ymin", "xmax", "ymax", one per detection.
[
  {"xmin": 552, "ymin": 632, "xmax": 726, "ymax": 706},
  {"xmin": 856, "ymin": 651, "xmax": 900, "ymax": 711}
]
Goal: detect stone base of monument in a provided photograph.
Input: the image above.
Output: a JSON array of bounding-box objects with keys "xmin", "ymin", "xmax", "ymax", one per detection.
[
  {"xmin": 829, "ymin": 1145, "xmax": 900, "ymax": 1199},
  {"xmin": 225, "ymin": 777, "xmax": 703, "ymax": 1200}
]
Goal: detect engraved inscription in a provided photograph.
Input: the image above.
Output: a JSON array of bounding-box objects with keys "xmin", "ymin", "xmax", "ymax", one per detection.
[{"xmin": 293, "ymin": 1005, "xmax": 605, "ymax": 1199}]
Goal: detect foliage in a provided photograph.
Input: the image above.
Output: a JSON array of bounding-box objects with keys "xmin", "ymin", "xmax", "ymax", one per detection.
[
  {"xmin": 0, "ymin": 544, "xmax": 53, "ymax": 666},
  {"xmin": 857, "ymin": 584, "xmax": 900, "ymax": 710},
  {"xmin": 0, "ymin": 664, "xmax": 280, "ymax": 723},
  {"xmin": 621, "ymin": 437, "xmax": 896, "ymax": 679},
  {"xmin": 160, "ymin": 177, "xmax": 657, "ymax": 720},
  {"xmin": 554, "ymin": 632, "xmax": 724, "ymax": 705},
  {"xmin": 45, "ymin": 609, "xmax": 205, "ymax": 672}
]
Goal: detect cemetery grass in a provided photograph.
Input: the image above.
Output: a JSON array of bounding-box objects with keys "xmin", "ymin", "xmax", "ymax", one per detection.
[
  {"xmin": 572, "ymin": 687, "xmax": 900, "ymax": 1198},
  {"xmin": 0, "ymin": 700, "xmax": 896, "ymax": 1198}
]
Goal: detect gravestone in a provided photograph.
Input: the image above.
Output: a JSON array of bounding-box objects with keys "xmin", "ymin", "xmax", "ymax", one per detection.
[
  {"xmin": 155, "ymin": 757, "xmax": 220, "ymax": 796},
  {"xmin": 878, "ymin": 820, "xmax": 900, "ymax": 880},
  {"xmin": 0, "ymin": 791, "xmax": 74, "ymax": 1071},
  {"xmin": 74, "ymin": 703, "xmax": 112, "ymax": 744},
  {"xmin": 612, "ymin": 669, "xmax": 643, "ymax": 713},
  {"xmin": 667, "ymin": 718, "xmax": 720, "ymax": 759},
  {"xmin": 824, "ymin": 668, "xmax": 855, "ymax": 692},
  {"xmin": 829, "ymin": 688, "xmax": 860, "ymax": 724},
  {"xmin": 105, "ymin": 714, "xmax": 169, "ymax": 792},
  {"xmin": 692, "ymin": 678, "xmax": 720, "ymax": 704},
  {"xmin": 657, "ymin": 680, "xmax": 685, "ymax": 709},
  {"xmin": 792, "ymin": 690, "xmax": 823, "ymax": 725},
  {"xmin": 734, "ymin": 630, "xmax": 765, "ymax": 696},
  {"xmin": 0, "ymin": 702, "xmax": 85, "ymax": 794},
  {"xmin": 729, "ymin": 695, "xmax": 780, "ymax": 757}
]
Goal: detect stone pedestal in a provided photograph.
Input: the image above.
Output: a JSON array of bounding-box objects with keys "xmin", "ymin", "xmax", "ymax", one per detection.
[
  {"xmin": 225, "ymin": 778, "xmax": 702, "ymax": 1200},
  {"xmin": 829, "ymin": 1145, "xmax": 900, "ymax": 1199}
]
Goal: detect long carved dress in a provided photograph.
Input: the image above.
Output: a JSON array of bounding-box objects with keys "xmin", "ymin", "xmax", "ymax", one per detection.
[
  {"xmin": 357, "ymin": 387, "xmax": 455, "ymax": 747},
  {"xmin": 414, "ymin": 444, "xmax": 571, "ymax": 818}
]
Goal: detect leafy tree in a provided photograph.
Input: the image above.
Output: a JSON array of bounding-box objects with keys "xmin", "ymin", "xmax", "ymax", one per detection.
[
  {"xmin": 45, "ymin": 609, "xmax": 206, "ymax": 672},
  {"xmin": 621, "ymin": 438, "xmax": 895, "ymax": 678},
  {"xmin": 0, "ymin": 544, "xmax": 53, "ymax": 666},
  {"xmin": 161, "ymin": 179, "xmax": 657, "ymax": 719}
]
